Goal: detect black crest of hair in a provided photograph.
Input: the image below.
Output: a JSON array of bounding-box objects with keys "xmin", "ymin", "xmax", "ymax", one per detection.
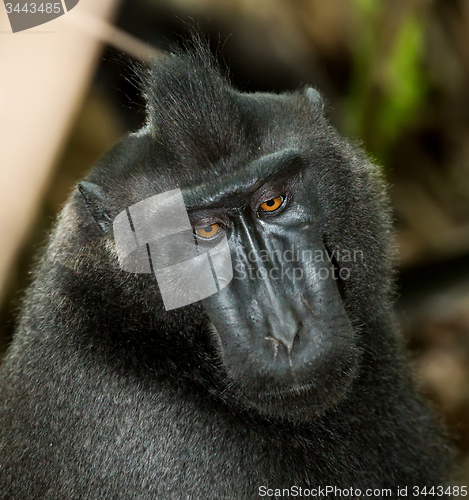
[
  {"xmin": 143, "ymin": 40, "xmax": 244, "ymax": 168},
  {"xmin": 0, "ymin": 38, "xmax": 453, "ymax": 499}
]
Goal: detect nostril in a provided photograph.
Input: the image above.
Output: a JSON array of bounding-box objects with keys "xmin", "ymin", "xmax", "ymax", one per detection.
[
  {"xmin": 265, "ymin": 336, "xmax": 281, "ymax": 357},
  {"xmin": 266, "ymin": 330, "xmax": 301, "ymax": 356},
  {"xmin": 292, "ymin": 330, "xmax": 300, "ymax": 349}
]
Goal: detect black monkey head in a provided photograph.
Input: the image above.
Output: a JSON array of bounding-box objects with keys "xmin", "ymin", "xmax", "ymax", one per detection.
[{"xmin": 70, "ymin": 44, "xmax": 394, "ymax": 422}]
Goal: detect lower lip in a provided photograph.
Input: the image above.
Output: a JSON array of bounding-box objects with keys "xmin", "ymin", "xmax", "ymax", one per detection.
[{"xmin": 258, "ymin": 383, "xmax": 314, "ymax": 399}]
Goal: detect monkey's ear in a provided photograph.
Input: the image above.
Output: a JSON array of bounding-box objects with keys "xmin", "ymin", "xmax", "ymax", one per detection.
[
  {"xmin": 305, "ymin": 87, "xmax": 325, "ymax": 114},
  {"xmin": 77, "ymin": 181, "xmax": 112, "ymax": 233}
]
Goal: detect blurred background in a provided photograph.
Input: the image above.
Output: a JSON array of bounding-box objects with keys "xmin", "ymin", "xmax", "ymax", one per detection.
[{"xmin": 1, "ymin": 0, "xmax": 469, "ymax": 484}]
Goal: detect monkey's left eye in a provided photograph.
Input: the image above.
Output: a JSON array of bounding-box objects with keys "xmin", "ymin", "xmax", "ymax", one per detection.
[
  {"xmin": 196, "ymin": 223, "xmax": 221, "ymax": 238},
  {"xmin": 260, "ymin": 196, "xmax": 284, "ymax": 212}
]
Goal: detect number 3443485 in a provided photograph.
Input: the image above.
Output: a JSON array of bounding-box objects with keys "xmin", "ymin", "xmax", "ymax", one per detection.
[{"xmin": 5, "ymin": 3, "xmax": 62, "ymax": 14}]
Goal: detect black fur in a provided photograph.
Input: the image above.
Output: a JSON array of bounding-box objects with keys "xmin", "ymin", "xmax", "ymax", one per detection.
[{"xmin": 0, "ymin": 43, "xmax": 451, "ymax": 499}]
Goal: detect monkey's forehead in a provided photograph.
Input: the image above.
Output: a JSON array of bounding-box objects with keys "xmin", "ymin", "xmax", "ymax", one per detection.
[{"xmin": 181, "ymin": 148, "xmax": 306, "ymax": 210}]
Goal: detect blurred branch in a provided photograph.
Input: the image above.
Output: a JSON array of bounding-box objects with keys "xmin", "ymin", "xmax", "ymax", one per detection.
[{"xmin": 64, "ymin": 9, "xmax": 164, "ymax": 62}]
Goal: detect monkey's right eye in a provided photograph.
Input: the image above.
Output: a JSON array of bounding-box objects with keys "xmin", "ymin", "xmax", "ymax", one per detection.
[
  {"xmin": 260, "ymin": 196, "xmax": 284, "ymax": 212},
  {"xmin": 196, "ymin": 224, "xmax": 221, "ymax": 239}
]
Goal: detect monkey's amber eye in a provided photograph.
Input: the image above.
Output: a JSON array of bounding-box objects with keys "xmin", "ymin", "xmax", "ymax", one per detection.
[
  {"xmin": 196, "ymin": 223, "xmax": 220, "ymax": 238},
  {"xmin": 260, "ymin": 196, "xmax": 283, "ymax": 212}
]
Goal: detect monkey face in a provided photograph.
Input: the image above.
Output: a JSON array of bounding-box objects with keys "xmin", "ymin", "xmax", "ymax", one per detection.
[{"xmin": 76, "ymin": 62, "xmax": 390, "ymax": 422}]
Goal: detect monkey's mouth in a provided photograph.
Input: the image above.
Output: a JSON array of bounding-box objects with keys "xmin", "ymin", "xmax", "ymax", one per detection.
[
  {"xmin": 226, "ymin": 341, "xmax": 360, "ymax": 421},
  {"xmin": 236, "ymin": 379, "xmax": 351, "ymax": 421}
]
